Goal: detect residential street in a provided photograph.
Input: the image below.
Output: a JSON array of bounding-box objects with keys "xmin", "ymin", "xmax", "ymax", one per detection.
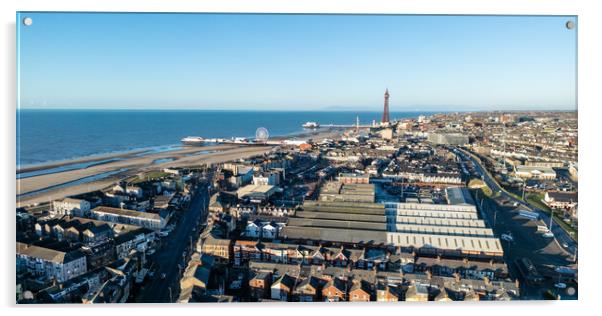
[{"xmin": 136, "ymin": 182, "xmax": 210, "ymax": 303}]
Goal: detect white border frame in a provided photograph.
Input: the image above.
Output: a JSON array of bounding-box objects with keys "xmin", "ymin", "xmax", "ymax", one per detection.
[{"xmin": 2, "ymin": 1, "xmax": 600, "ymax": 316}]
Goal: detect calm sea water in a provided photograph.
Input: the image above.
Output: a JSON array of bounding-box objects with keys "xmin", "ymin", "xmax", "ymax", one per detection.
[{"xmin": 16, "ymin": 109, "xmax": 438, "ymax": 166}]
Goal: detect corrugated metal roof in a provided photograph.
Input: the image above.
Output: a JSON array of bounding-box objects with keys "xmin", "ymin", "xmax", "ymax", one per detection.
[
  {"xmin": 287, "ymin": 218, "xmax": 387, "ymax": 231},
  {"xmin": 295, "ymin": 211, "xmax": 387, "ymax": 223}
]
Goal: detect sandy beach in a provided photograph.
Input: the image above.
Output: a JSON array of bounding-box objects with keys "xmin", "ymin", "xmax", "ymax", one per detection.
[
  {"xmin": 17, "ymin": 148, "xmax": 149, "ymax": 174},
  {"xmin": 16, "ymin": 129, "xmax": 342, "ymax": 207}
]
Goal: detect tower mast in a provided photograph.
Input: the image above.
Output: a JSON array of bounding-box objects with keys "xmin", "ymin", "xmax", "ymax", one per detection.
[{"xmin": 382, "ymin": 88, "xmax": 390, "ymax": 123}]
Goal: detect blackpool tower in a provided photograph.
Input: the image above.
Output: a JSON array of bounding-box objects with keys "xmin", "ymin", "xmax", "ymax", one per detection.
[{"xmin": 382, "ymin": 88, "xmax": 390, "ymax": 123}]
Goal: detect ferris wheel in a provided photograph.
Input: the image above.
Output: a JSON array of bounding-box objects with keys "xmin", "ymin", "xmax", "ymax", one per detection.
[{"xmin": 255, "ymin": 127, "xmax": 269, "ymax": 142}]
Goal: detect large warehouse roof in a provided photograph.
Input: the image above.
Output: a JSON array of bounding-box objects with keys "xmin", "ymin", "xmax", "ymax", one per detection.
[
  {"xmin": 287, "ymin": 217, "xmax": 387, "ymax": 231},
  {"xmin": 386, "ymin": 233, "xmax": 503, "ymax": 255},
  {"xmin": 394, "ymin": 224, "xmax": 494, "ymax": 237},
  {"xmin": 393, "ymin": 209, "xmax": 479, "ymax": 220},
  {"xmin": 279, "ymin": 226, "xmax": 503, "ymax": 256},
  {"xmin": 280, "ymin": 226, "xmax": 386, "ymax": 244},
  {"xmin": 385, "ymin": 202, "xmax": 477, "ymax": 213},
  {"xmin": 294, "ymin": 210, "xmax": 387, "ymax": 223},
  {"xmin": 393, "ymin": 216, "xmax": 486, "ymax": 228}
]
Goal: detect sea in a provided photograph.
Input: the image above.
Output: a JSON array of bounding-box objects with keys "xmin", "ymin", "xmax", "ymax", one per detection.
[{"xmin": 16, "ymin": 109, "xmax": 441, "ymax": 167}]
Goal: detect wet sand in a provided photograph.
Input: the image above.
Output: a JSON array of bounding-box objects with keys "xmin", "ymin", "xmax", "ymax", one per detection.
[
  {"xmin": 16, "ymin": 129, "xmax": 343, "ymax": 207},
  {"xmin": 17, "ymin": 149, "xmax": 149, "ymax": 174},
  {"xmin": 16, "ymin": 145, "xmax": 273, "ymax": 207}
]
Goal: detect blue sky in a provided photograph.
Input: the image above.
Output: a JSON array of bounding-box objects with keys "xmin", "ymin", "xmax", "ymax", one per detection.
[{"xmin": 17, "ymin": 13, "xmax": 577, "ymax": 111}]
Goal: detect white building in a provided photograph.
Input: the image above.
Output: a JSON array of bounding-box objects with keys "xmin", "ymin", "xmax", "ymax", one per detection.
[
  {"xmin": 90, "ymin": 206, "xmax": 166, "ymax": 230},
  {"xmin": 514, "ymin": 165, "xmax": 556, "ymax": 180},
  {"xmin": 51, "ymin": 198, "xmax": 91, "ymax": 217},
  {"xmin": 125, "ymin": 186, "xmax": 143, "ymax": 197},
  {"xmin": 236, "ymin": 184, "xmax": 277, "ymax": 202},
  {"xmin": 245, "ymin": 222, "xmax": 261, "ymax": 238},
  {"xmin": 427, "ymin": 133, "xmax": 469, "ymax": 145},
  {"xmin": 253, "ymin": 172, "xmax": 280, "ymax": 186},
  {"xmin": 114, "ymin": 230, "xmax": 151, "ymax": 259},
  {"xmin": 544, "ymin": 191, "xmax": 578, "ymax": 210},
  {"xmin": 16, "ymin": 242, "xmax": 87, "ymax": 283},
  {"xmin": 379, "ymin": 128, "xmax": 393, "ymax": 140},
  {"xmin": 261, "ymin": 223, "xmax": 278, "ymax": 239}
]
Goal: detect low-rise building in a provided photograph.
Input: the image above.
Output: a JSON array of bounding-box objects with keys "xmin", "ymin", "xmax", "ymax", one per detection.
[
  {"xmin": 427, "ymin": 133, "xmax": 469, "ymax": 145},
  {"xmin": 405, "ymin": 284, "xmax": 429, "ymax": 302},
  {"xmin": 233, "ymin": 240, "xmax": 262, "ymax": 266},
  {"xmin": 271, "ymin": 274, "xmax": 296, "ymax": 301},
  {"xmin": 249, "ymin": 271, "xmax": 271, "ymax": 300},
  {"xmin": 201, "ymin": 234, "xmax": 232, "ymax": 264},
  {"xmin": 293, "ymin": 276, "xmax": 324, "ymax": 302},
  {"xmin": 514, "ymin": 165, "xmax": 557, "ymax": 180},
  {"xmin": 348, "ymin": 279, "xmax": 372, "ymax": 302},
  {"xmin": 236, "ymin": 184, "xmax": 277, "ymax": 202},
  {"xmin": 16, "ymin": 242, "xmax": 87, "ymax": 283},
  {"xmin": 376, "ymin": 283, "xmax": 399, "ymax": 302},
  {"xmin": 52, "ymin": 198, "xmax": 91, "ymax": 217},
  {"xmin": 90, "ymin": 206, "xmax": 166, "ymax": 230},
  {"xmin": 322, "ymin": 277, "xmax": 347, "ymax": 302},
  {"xmin": 544, "ymin": 191, "xmax": 578, "ymax": 210},
  {"xmin": 337, "ymin": 173, "xmax": 370, "ymax": 184}
]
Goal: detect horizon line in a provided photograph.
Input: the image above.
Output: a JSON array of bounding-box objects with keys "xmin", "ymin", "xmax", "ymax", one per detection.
[{"xmin": 17, "ymin": 107, "xmax": 577, "ymax": 112}]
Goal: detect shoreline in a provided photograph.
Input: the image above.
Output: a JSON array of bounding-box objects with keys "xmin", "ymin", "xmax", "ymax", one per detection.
[
  {"xmin": 17, "ymin": 148, "xmax": 151, "ymax": 174},
  {"xmin": 15, "ymin": 128, "xmax": 341, "ymax": 207},
  {"xmin": 16, "ymin": 127, "xmax": 340, "ymax": 175},
  {"xmin": 16, "ymin": 145, "xmax": 275, "ymax": 207}
]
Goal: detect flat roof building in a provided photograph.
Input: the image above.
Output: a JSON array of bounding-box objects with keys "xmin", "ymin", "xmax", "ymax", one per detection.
[
  {"xmin": 319, "ymin": 182, "xmax": 375, "ymax": 203},
  {"xmin": 427, "ymin": 133, "xmax": 469, "ymax": 145},
  {"xmin": 446, "ymin": 187, "xmax": 476, "ymax": 206},
  {"xmin": 236, "ymin": 184, "xmax": 277, "ymax": 202},
  {"xmin": 90, "ymin": 206, "xmax": 166, "ymax": 230},
  {"xmin": 514, "ymin": 165, "xmax": 556, "ymax": 180}
]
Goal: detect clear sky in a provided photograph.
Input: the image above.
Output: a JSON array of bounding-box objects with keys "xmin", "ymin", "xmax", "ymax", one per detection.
[{"xmin": 17, "ymin": 13, "xmax": 577, "ymax": 111}]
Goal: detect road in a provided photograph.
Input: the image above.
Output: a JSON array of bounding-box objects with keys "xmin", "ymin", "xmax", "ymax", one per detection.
[
  {"xmin": 455, "ymin": 148, "xmax": 577, "ymax": 255},
  {"xmin": 136, "ymin": 181, "xmax": 210, "ymax": 303},
  {"xmin": 454, "ymin": 147, "xmax": 577, "ymax": 299}
]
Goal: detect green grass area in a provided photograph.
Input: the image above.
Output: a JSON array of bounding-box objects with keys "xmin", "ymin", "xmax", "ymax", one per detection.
[
  {"xmin": 468, "ymin": 178, "xmax": 492, "ymax": 197},
  {"xmin": 525, "ymin": 192, "xmax": 549, "ymax": 211},
  {"xmin": 506, "ymin": 190, "xmax": 523, "ymax": 201},
  {"xmin": 525, "ymin": 192, "xmax": 578, "ymax": 241}
]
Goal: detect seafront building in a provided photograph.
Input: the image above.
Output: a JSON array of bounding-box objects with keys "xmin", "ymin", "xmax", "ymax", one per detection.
[{"xmin": 51, "ymin": 198, "xmax": 91, "ymax": 217}]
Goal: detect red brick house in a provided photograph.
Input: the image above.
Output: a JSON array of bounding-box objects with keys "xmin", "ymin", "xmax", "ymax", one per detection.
[
  {"xmin": 322, "ymin": 277, "xmax": 347, "ymax": 302},
  {"xmin": 348, "ymin": 279, "xmax": 372, "ymax": 302},
  {"xmin": 249, "ymin": 271, "xmax": 271, "ymax": 300}
]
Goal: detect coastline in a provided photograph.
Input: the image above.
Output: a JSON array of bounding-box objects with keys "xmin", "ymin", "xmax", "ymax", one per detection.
[
  {"xmin": 17, "ymin": 148, "xmax": 149, "ymax": 174},
  {"xmin": 17, "ymin": 126, "xmax": 340, "ymax": 175},
  {"xmin": 16, "ymin": 128, "xmax": 341, "ymax": 207}
]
